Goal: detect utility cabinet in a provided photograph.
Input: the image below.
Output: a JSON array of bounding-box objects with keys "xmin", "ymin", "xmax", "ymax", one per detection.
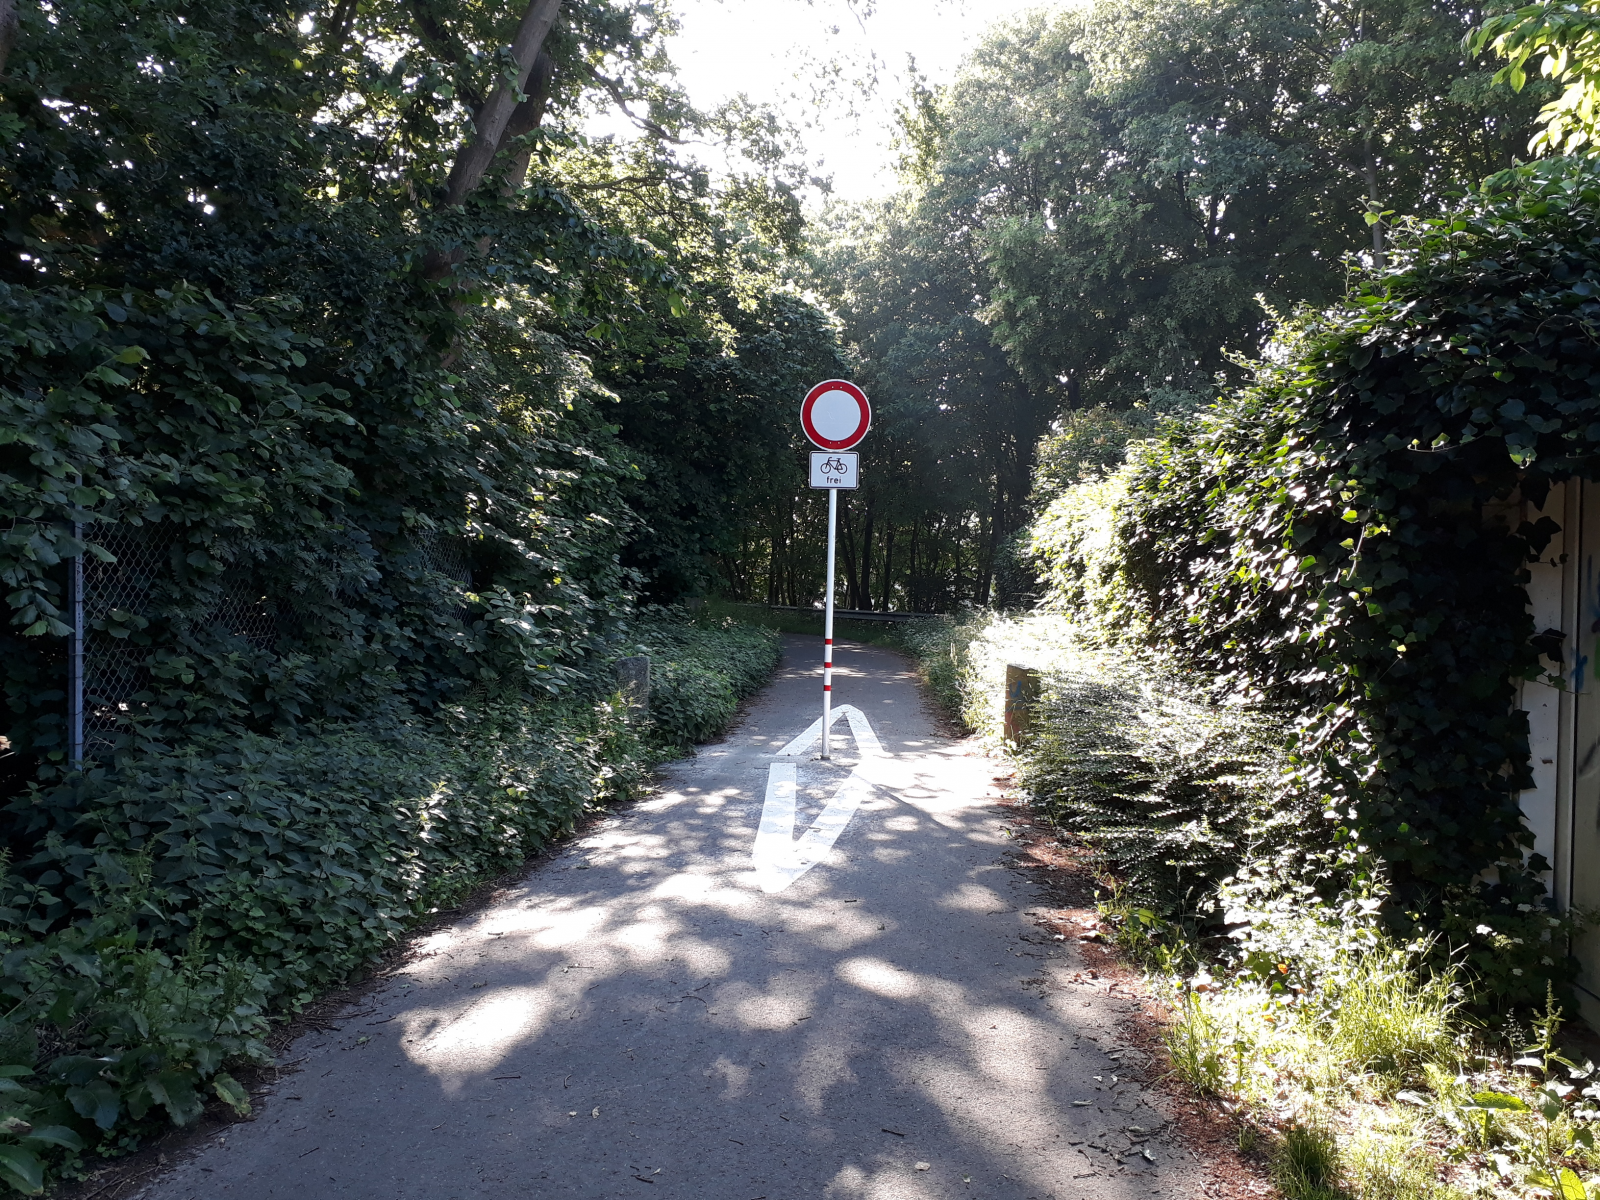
[{"xmin": 1519, "ymin": 478, "xmax": 1600, "ymax": 1026}]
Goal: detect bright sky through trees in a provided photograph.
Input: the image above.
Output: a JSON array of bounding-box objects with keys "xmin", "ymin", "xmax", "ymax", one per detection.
[{"xmin": 588, "ymin": 0, "xmax": 1050, "ymax": 202}]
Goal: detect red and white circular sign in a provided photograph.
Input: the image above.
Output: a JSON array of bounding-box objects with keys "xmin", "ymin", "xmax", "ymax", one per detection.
[{"xmin": 800, "ymin": 380, "xmax": 871, "ymax": 450}]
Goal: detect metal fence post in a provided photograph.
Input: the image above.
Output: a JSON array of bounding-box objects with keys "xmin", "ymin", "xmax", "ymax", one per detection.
[{"xmin": 67, "ymin": 475, "xmax": 83, "ymax": 768}]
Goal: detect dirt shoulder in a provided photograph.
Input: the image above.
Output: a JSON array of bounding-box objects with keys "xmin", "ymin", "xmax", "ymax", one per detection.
[{"xmin": 992, "ymin": 771, "xmax": 1281, "ymax": 1200}]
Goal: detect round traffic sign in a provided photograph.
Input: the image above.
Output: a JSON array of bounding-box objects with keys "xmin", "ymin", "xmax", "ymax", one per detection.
[{"xmin": 801, "ymin": 380, "xmax": 871, "ymax": 450}]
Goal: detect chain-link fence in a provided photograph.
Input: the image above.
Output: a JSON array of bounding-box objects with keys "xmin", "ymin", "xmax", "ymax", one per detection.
[
  {"xmin": 420, "ymin": 534, "xmax": 472, "ymax": 588},
  {"xmin": 75, "ymin": 525, "xmax": 472, "ymax": 760},
  {"xmin": 81, "ymin": 524, "xmax": 177, "ymax": 758}
]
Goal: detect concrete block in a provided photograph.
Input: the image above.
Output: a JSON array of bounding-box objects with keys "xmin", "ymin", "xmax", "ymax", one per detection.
[
  {"xmin": 616, "ymin": 655, "xmax": 650, "ymax": 716},
  {"xmin": 1004, "ymin": 664, "xmax": 1040, "ymax": 745}
]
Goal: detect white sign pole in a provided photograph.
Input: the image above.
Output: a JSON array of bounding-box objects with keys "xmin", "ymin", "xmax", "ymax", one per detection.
[
  {"xmin": 800, "ymin": 380, "xmax": 869, "ymax": 763},
  {"xmin": 821, "ymin": 486, "xmax": 837, "ymax": 760}
]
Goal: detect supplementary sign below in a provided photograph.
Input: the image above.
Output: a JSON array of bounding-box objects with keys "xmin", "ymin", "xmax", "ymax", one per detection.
[
  {"xmin": 809, "ymin": 451, "xmax": 859, "ymax": 489},
  {"xmin": 752, "ymin": 705, "xmax": 883, "ymax": 893}
]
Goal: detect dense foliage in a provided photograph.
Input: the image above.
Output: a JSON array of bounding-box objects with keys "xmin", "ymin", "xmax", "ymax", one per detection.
[
  {"xmin": 785, "ymin": 0, "xmax": 1544, "ymax": 617},
  {"xmin": 5, "ymin": 0, "xmax": 627, "ymax": 764},
  {"xmin": 0, "ymin": 0, "xmax": 836, "ymax": 755},
  {"xmin": 632, "ymin": 610, "xmax": 781, "ymax": 748},
  {"xmin": 1032, "ymin": 156, "xmax": 1600, "ymax": 1011},
  {"xmin": 0, "ymin": 610, "xmax": 774, "ymax": 1190},
  {"xmin": 972, "ymin": 0, "xmax": 1542, "ymax": 405},
  {"xmin": 1477, "ymin": 0, "xmax": 1600, "ymax": 156},
  {"xmin": 0, "ymin": 280, "xmax": 641, "ymax": 761},
  {"xmin": 0, "ymin": 0, "xmax": 806, "ymax": 1188},
  {"xmin": 1021, "ymin": 664, "xmax": 1297, "ymax": 917},
  {"xmin": 601, "ymin": 290, "xmax": 849, "ymax": 602},
  {"xmin": 898, "ymin": 612, "xmax": 1304, "ymax": 918}
]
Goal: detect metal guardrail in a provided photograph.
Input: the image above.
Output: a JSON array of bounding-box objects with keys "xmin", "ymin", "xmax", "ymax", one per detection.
[{"xmin": 759, "ymin": 605, "xmax": 941, "ymax": 625}]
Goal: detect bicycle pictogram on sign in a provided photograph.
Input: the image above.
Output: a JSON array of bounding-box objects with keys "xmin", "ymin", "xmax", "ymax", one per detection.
[{"xmin": 809, "ymin": 450, "xmax": 859, "ymax": 490}]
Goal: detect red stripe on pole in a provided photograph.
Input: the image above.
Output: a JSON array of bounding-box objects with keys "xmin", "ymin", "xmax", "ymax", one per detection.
[
  {"xmin": 823, "ymin": 684, "xmax": 831, "ymax": 691},
  {"xmin": 825, "ymin": 639, "xmax": 832, "ymax": 644}
]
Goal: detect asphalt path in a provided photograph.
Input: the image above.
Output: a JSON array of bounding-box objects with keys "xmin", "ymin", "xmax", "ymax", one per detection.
[{"xmin": 139, "ymin": 635, "xmax": 1208, "ymax": 1200}]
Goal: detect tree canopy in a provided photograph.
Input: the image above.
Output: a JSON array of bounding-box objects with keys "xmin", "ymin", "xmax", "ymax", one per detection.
[
  {"xmin": 761, "ymin": 0, "xmax": 1548, "ymax": 616},
  {"xmin": 0, "ymin": 0, "xmax": 846, "ymax": 763},
  {"xmin": 0, "ymin": 0, "xmax": 1586, "ymax": 1180}
]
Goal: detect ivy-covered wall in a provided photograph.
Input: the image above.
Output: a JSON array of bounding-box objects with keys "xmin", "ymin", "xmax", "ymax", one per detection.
[{"xmin": 1031, "ymin": 156, "xmax": 1600, "ymax": 1011}]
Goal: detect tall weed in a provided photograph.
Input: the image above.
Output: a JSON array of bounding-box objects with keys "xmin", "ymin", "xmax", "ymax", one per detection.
[
  {"xmin": 1272, "ymin": 1122, "xmax": 1345, "ymax": 1200},
  {"xmin": 1345, "ymin": 1129, "xmax": 1464, "ymax": 1200},
  {"xmin": 1327, "ymin": 948, "xmax": 1458, "ymax": 1085},
  {"xmin": 1022, "ymin": 662, "xmax": 1299, "ymax": 916},
  {"xmin": 1165, "ymin": 991, "xmax": 1231, "ymax": 1097}
]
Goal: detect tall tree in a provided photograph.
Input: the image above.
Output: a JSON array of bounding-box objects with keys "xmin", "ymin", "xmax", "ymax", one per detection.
[
  {"xmin": 0, "ymin": 0, "xmax": 831, "ymax": 758},
  {"xmin": 965, "ymin": 1, "xmax": 1545, "ymax": 409},
  {"xmin": 779, "ymin": 0, "xmax": 1546, "ymax": 614},
  {"xmin": 810, "ymin": 195, "xmax": 1053, "ymax": 607}
]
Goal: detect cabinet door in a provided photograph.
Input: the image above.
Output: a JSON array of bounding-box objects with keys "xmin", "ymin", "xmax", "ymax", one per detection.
[{"xmin": 1568, "ymin": 480, "xmax": 1600, "ymax": 1012}]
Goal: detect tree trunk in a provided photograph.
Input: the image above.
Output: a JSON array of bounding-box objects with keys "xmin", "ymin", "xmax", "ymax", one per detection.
[
  {"xmin": 858, "ymin": 495, "xmax": 875, "ymax": 610},
  {"xmin": 495, "ymin": 51, "xmax": 557, "ymax": 197},
  {"xmin": 0, "ymin": 0, "xmax": 17, "ymax": 77},
  {"xmin": 879, "ymin": 522, "xmax": 896, "ymax": 611},
  {"xmin": 977, "ymin": 500, "xmax": 1000, "ymax": 606},
  {"xmin": 425, "ymin": 46, "xmax": 558, "ymax": 284},
  {"xmin": 767, "ymin": 524, "xmax": 780, "ymax": 605},
  {"xmin": 839, "ymin": 497, "xmax": 862, "ymax": 609},
  {"xmin": 324, "ymin": 0, "xmax": 358, "ymax": 58},
  {"xmin": 906, "ymin": 519, "xmax": 920, "ymax": 611},
  {"xmin": 1364, "ymin": 127, "xmax": 1385, "ymax": 268},
  {"xmin": 442, "ymin": 0, "xmax": 563, "ymax": 209}
]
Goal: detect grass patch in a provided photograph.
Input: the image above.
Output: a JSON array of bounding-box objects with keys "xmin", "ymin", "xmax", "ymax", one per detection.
[
  {"xmin": 1328, "ymin": 946, "xmax": 1459, "ymax": 1084},
  {"xmin": 1273, "ymin": 1122, "xmax": 1345, "ymax": 1200},
  {"xmin": 1346, "ymin": 1128, "xmax": 1465, "ymax": 1200},
  {"xmin": 1165, "ymin": 990, "xmax": 1231, "ymax": 1097},
  {"xmin": 1145, "ymin": 886, "xmax": 1599, "ymax": 1198}
]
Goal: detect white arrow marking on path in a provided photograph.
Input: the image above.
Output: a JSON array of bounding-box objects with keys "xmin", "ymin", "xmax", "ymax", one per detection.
[
  {"xmin": 754, "ymin": 705, "xmax": 884, "ymax": 893},
  {"xmin": 773, "ymin": 703, "xmax": 883, "ymax": 759}
]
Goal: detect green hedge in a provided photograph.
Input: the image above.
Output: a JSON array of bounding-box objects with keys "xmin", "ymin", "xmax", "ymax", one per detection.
[
  {"xmin": 886, "ymin": 616, "xmax": 980, "ymax": 722},
  {"xmin": 1023, "ymin": 157, "xmax": 1600, "ymax": 1014},
  {"xmin": 1019, "ymin": 662, "xmax": 1299, "ymax": 918},
  {"xmin": 633, "ymin": 610, "xmax": 782, "ymax": 750},
  {"xmin": 0, "ymin": 615, "xmax": 777, "ymax": 1193},
  {"xmin": 892, "ymin": 611, "xmax": 1312, "ymax": 918}
]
